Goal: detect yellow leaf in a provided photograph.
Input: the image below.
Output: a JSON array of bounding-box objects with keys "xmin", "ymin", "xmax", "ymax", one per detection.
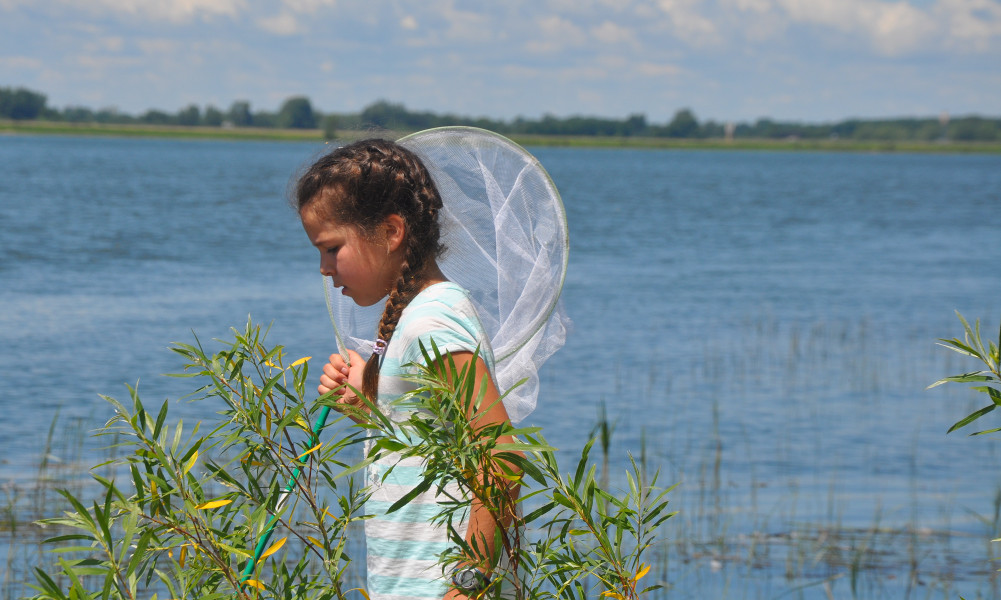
[
  {"xmin": 264, "ymin": 360, "xmax": 277, "ymax": 368},
  {"xmin": 347, "ymin": 588, "xmax": 371, "ymax": 600},
  {"xmin": 496, "ymin": 471, "xmax": 524, "ymax": 482},
  {"xmin": 633, "ymin": 563, "xmax": 650, "ymax": 582},
  {"xmin": 307, "ymin": 535, "xmax": 323, "ymax": 547},
  {"xmin": 183, "ymin": 450, "xmax": 198, "ymax": 475},
  {"xmin": 244, "ymin": 579, "xmax": 266, "ymax": 590},
  {"xmin": 290, "ymin": 356, "xmax": 312, "ymax": 368},
  {"xmin": 260, "ymin": 536, "xmax": 287, "ymax": 559},
  {"xmin": 195, "ymin": 498, "xmax": 233, "ymax": 510},
  {"xmin": 179, "ymin": 545, "xmax": 187, "ymax": 568},
  {"xmin": 296, "ymin": 442, "xmax": 323, "ymax": 460},
  {"xmin": 600, "ymin": 592, "xmax": 625, "ymax": 600}
]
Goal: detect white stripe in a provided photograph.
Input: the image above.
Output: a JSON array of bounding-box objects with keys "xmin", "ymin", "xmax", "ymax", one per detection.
[
  {"xmin": 365, "ymin": 481, "xmax": 464, "ymax": 504},
  {"xmin": 366, "ymin": 518, "xmax": 466, "ymax": 543},
  {"xmin": 367, "ymin": 554, "xmax": 442, "ymax": 577}
]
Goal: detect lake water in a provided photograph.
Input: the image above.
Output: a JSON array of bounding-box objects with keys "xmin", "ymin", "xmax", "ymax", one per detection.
[{"xmin": 2, "ymin": 134, "xmax": 1001, "ymax": 598}]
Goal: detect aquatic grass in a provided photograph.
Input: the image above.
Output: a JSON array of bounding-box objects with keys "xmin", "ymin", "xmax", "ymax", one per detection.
[
  {"xmin": 13, "ymin": 321, "xmax": 673, "ymax": 600},
  {"xmin": 606, "ymin": 312, "xmax": 1001, "ymax": 599},
  {"xmin": 6, "ymin": 313, "xmax": 1001, "ymax": 598}
]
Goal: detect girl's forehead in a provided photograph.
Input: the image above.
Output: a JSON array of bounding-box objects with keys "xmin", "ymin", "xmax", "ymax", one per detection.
[{"xmin": 301, "ymin": 209, "xmax": 352, "ymax": 237}]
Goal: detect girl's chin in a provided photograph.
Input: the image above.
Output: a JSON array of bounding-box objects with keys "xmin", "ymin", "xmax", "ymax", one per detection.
[{"xmin": 346, "ymin": 291, "xmax": 379, "ymax": 307}]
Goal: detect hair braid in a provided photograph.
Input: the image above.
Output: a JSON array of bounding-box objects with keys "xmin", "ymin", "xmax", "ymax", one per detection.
[{"xmin": 293, "ymin": 138, "xmax": 444, "ymax": 402}]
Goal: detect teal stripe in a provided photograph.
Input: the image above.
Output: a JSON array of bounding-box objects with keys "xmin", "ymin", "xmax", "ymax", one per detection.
[
  {"xmin": 368, "ymin": 463, "xmax": 426, "ymax": 487},
  {"xmin": 368, "ymin": 573, "xmax": 447, "ymax": 598},
  {"xmin": 366, "ymin": 500, "xmax": 449, "ymax": 522},
  {"xmin": 367, "ymin": 536, "xmax": 451, "ymax": 560},
  {"xmin": 403, "ymin": 302, "xmax": 478, "ymax": 328}
]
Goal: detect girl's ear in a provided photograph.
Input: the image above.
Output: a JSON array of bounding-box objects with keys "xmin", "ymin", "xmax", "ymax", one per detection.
[{"xmin": 383, "ymin": 214, "xmax": 406, "ymax": 253}]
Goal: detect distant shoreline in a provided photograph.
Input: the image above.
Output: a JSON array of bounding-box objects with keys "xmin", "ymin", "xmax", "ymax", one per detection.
[{"xmin": 3, "ymin": 119, "xmax": 1000, "ymax": 154}]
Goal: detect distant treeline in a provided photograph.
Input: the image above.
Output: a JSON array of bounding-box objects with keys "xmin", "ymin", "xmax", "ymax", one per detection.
[{"xmin": 3, "ymin": 85, "xmax": 1000, "ymax": 142}]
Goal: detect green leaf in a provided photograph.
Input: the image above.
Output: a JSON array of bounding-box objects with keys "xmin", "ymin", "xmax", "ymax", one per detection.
[
  {"xmin": 31, "ymin": 567, "xmax": 68, "ymax": 599},
  {"xmin": 927, "ymin": 372, "xmax": 993, "ymax": 388},
  {"xmin": 153, "ymin": 398, "xmax": 169, "ymax": 438},
  {"xmin": 42, "ymin": 534, "xmax": 96, "ymax": 544},
  {"xmin": 935, "ymin": 339, "xmax": 981, "ymax": 359},
  {"xmin": 387, "ymin": 476, "xmax": 433, "ymax": 514},
  {"xmin": 126, "ymin": 529, "xmax": 154, "ymax": 577},
  {"xmin": 971, "ymin": 427, "xmax": 1001, "ymax": 436},
  {"xmin": 948, "ymin": 403, "xmax": 996, "ymax": 433}
]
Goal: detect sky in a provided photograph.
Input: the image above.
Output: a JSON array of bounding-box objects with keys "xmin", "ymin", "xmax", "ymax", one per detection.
[{"xmin": 1, "ymin": 0, "xmax": 999, "ymax": 124}]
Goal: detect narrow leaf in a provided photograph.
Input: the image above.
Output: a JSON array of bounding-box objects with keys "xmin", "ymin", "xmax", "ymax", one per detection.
[
  {"xmin": 183, "ymin": 450, "xmax": 198, "ymax": 475},
  {"xmin": 260, "ymin": 536, "xmax": 287, "ymax": 559},
  {"xmin": 296, "ymin": 442, "xmax": 323, "ymax": 461},
  {"xmin": 195, "ymin": 498, "xmax": 233, "ymax": 510},
  {"xmin": 948, "ymin": 404, "xmax": 996, "ymax": 433}
]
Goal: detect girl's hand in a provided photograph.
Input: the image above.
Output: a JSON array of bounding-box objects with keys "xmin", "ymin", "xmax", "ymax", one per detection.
[{"xmin": 318, "ymin": 350, "xmax": 366, "ymax": 412}]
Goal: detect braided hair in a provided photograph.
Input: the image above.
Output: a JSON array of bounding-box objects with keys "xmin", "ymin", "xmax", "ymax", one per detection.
[{"xmin": 294, "ymin": 139, "xmax": 445, "ymax": 401}]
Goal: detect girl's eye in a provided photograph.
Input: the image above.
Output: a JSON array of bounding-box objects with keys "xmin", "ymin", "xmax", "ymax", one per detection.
[{"xmin": 326, "ymin": 246, "xmax": 340, "ymax": 255}]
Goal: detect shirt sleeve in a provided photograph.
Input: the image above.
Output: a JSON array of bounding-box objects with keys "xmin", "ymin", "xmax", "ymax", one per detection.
[{"xmin": 398, "ymin": 301, "xmax": 484, "ymax": 368}]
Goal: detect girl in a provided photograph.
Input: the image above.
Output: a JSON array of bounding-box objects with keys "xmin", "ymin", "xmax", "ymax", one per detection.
[{"xmin": 294, "ymin": 139, "xmax": 517, "ymax": 600}]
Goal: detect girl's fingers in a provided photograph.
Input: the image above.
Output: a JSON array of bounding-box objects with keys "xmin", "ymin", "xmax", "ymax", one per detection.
[
  {"xmin": 345, "ymin": 349, "xmax": 364, "ymax": 365},
  {"xmin": 318, "ymin": 371, "xmax": 345, "ymax": 395},
  {"xmin": 318, "ymin": 351, "xmax": 363, "ymax": 409},
  {"xmin": 327, "ymin": 353, "xmax": 351, "ymax": 376}
]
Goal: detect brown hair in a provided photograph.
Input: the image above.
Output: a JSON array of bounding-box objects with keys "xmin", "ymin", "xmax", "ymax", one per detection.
[{"xmin": 293, "ymin": 138, "xmax": 444, "ymax": 401}]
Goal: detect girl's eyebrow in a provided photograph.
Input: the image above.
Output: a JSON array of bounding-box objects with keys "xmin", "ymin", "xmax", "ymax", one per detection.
[{"xmin": 310, "ymin": 231, "xmax": 342, "ymax": 247}]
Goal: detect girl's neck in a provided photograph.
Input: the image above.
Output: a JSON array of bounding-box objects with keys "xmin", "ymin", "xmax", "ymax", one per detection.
[{"xmin": 414, "ymin": 261, "xmax": 447, "ymax": 293}]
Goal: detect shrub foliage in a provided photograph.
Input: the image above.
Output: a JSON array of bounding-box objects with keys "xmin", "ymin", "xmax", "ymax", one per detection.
[{"xmin": 29, "ymin": 320, "xmax": 673, "ymax": 599}]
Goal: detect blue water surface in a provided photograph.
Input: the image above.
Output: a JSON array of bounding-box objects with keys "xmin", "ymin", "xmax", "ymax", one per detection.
[{"xmin": 2, "ymin": 134, "xmax": 1000, "ymax": 598}]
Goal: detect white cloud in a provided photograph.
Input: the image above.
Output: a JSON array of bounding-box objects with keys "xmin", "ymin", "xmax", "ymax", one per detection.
[
  {"xmin": 717, "ymin": 0, "xmax": 939, "ymax": 55},
  {"xmin": 936, "ymin": 0, "xmax": 1001, "ymax": 51},
  {"xmin": 278, "ymin": 0, "xmax": 338, "ymax": 13},
  {"xmin": 437, "ymin": 3, "xmax": 496, "ymax": 43},
  {"xmin": 525, "ymin": 15, "xmax": 588, "ymax": 53},
  {"xmin": 136, "ymin": 39, "xmax": 182, "ymax": 55},
  {"xmin": 0, "ymin": 0, "xmax": 244, "ymax": 22},
  {"xmin": 727, "ymin": 0, "xmax": 774, "ymax": 12},
  {"xmin": 636, "ymin": 61, "xmax": 682, "ymax": 77},
  {"xmin": 654, "ymin": 0, "xmax": 721, "ymax": 45},
  {"xmin": 0, "ymin": 55, "xmax": 44, "ymax": 69},
  {"xmin": 256, "ymin": 12, "xmax": 300, "ymax": 35},
  {"xmin": 95, "ymin": 0, "xmax": 244, "ymax": 22},
  {"xmin": 777, "ymin": 0, "xmax": 937, "ymax": 54},
  {"xmin": 75, "ymin": 55, "xmax": 144, "ymax": 70},
  {"xmin": 401, "ymin": 15, "xmax": 418, "ymax": 30},
  {"xmin": 591, "ymin": 20, "xmax": 636, "ymax": 44},
  {"xmin": 866, "ymin": 1, "xmax": 937, "ymax": 54}
]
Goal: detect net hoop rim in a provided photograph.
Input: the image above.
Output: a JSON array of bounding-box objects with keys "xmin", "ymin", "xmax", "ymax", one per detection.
[{"xmin": 396, "ymin": 126, "xmax": 570, "ymax": 363}]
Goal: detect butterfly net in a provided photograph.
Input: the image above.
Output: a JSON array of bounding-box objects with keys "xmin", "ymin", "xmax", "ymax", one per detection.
[{"xmin": 323, "ymin": 126, "xmax": 570, "ymax": 423}]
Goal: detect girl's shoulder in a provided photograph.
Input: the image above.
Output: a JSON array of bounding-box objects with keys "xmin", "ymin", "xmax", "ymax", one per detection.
[
  {"xmin": 401, "ymin": 281, "xmax": 478, "ymax": 321},
  {"xmin": 393, "ymin": 281, "xmax": 493, "ymax": 363},
  {"xmin": 410, "ymin": 280, "xmax": 472, "ymax": 307}
]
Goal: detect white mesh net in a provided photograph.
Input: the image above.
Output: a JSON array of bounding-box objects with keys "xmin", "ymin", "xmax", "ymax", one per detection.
[{"xmin": 323, "ymin": 126, "xmax": 570, "ymax": 423}]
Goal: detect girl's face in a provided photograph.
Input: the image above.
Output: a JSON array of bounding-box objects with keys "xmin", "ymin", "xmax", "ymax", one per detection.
[{"xmin": 300, "ymin": 207, "xmax": 406, "ymax": 308}]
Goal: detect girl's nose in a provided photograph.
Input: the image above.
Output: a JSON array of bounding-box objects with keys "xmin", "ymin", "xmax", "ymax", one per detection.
[{"xmin": 319, "ymin": 254, "xmax": 335, "ymax": 277}]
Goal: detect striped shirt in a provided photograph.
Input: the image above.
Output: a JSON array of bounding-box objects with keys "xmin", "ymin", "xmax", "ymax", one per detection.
[{"xmin": 364, "ymin": 282, "xmax": 496, "ymax": 600}]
